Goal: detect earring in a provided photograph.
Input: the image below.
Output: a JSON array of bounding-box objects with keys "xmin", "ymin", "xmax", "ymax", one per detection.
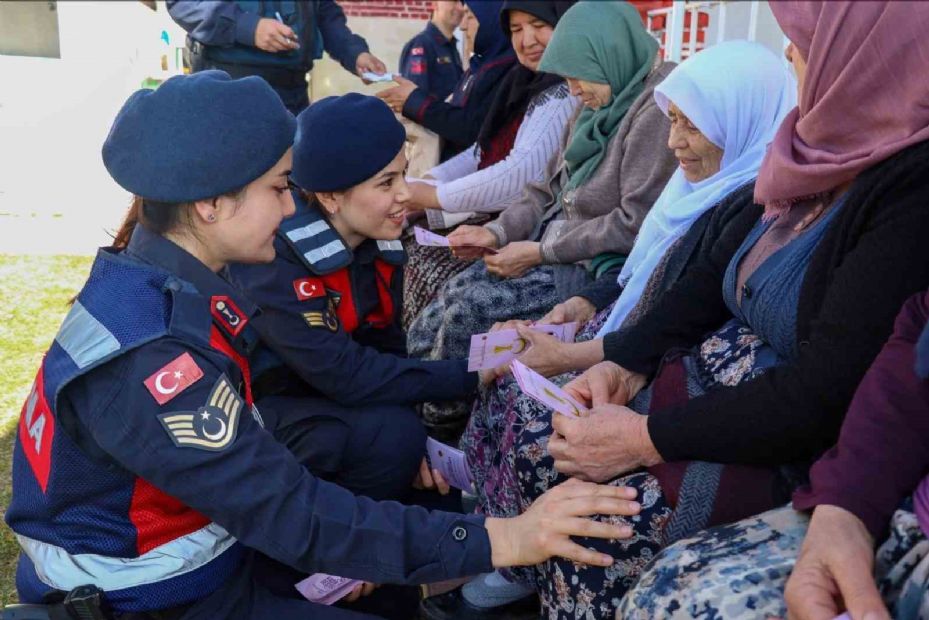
[{"xmin": 207, "ymin": 214, "xmax": 216, "ymax": 222}]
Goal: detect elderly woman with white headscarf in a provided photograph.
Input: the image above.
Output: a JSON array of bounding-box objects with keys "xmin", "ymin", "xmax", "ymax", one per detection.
[{"xmin": 453, "ymin": 40, "xmax": 797, "ymax": 618}]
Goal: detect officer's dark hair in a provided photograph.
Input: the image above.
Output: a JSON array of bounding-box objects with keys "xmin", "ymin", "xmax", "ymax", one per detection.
[{"xmin": 112, "ymin": 189, "xmax": 246, "ymax": 250}]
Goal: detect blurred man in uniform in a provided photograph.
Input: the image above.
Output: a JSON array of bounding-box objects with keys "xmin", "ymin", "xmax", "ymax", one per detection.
[
  {"xmin": 168, "ymin": 0, "xmax": 388, "ymax": 114},
  {"xmin": 398, "ymin": 1, "xmax": 464, "ymax": 102}
]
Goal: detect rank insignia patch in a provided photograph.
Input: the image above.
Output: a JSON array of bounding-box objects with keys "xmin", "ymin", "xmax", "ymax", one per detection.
[
  {"xmin": 302, "ymin": 311, "xmax": 339, "ymax": 332},
  {"xmin": 157, "ymin": 375, "xmax": 242, "ymax": 451},
  {"xmin": 211, "ymin": 296, "xmax": 247, "ymax": 337}
]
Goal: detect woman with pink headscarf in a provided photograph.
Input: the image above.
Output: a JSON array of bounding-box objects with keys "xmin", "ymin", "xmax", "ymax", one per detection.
[{"xmin": 613, "ymin": 2, "xmax": 929, "ymax": 618}]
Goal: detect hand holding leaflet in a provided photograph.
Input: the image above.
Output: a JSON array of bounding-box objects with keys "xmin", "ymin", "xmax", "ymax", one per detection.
[
  {"xmin": 510, "ymin": 360, "xmax": 587, "ymax": 418},
  {"xmin": 467, "ymin": 323, "xmax": 578, "ymax": 372},
  {"xmin": 413, "ymin": 226, "xmax": 498, "ymax": 254},
  {"xmin": 295, "ymin": 573, "xmax": 364, "ymax": 605},
  {"xmin": 425, "ymin": 437, "xmax": 474, "ymax": 492},
  {"xmin": 362, "ymin": 72, "xmax": 396, "ymax": 83}
]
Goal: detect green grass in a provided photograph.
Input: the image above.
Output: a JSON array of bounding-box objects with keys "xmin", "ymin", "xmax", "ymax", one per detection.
[{"xmin": 0, "ymin": 255, "xmax": 93, "ymax": 606}]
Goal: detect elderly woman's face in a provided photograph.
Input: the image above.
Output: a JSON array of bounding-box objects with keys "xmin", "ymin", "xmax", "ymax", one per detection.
[
  {"xmin": 565, "ymin": 77, "xmax": 612, "ymax": 110},
  {"xmin": 508, "ymin": 10, "xmax": 554, "ymax": 72},
  {"xmin": 667, "ymin": 102, "xmax": 723, "ymax": 183}
]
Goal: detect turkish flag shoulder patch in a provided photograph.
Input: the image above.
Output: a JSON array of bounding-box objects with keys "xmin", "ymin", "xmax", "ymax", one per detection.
[
  {"xmin": 144, "ymin": 352, "xmax": 204, "ymax": 405},
  {"xmin": 293, "ymin": 277, "xmax": 326, "ymax": 301}
]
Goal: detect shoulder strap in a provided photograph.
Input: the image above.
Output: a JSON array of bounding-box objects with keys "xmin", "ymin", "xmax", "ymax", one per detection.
[{"xmin": 279, "ymin": 193, "xmax": 406, "ymax": 275}]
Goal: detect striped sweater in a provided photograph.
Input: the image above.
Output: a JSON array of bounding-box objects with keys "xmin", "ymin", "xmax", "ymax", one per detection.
[{"xmin": 428, "ymin": 82, "xmax": 579, "ymax": 214}]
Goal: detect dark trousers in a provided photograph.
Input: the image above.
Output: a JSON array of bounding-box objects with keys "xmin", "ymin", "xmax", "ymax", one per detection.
[
  {"xmin": 178, "ymin": 551, "xmax": 409, "ymax": 620},
  {"xmin": 188, "ymin": 48, "xmax": 310, "ymax": 115},
  {"xmin": 176, "ymin": 396, "xmax": 427, "ymax": 619}
]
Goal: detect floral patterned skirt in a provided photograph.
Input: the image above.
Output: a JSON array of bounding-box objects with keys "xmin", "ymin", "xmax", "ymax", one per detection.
[
  {"xmin": 617, "ymin": 504, "xmax": 929, "ymax": 619},
  {"xmin": 408, "ymin": 261, "xmax": 563, "ymax": 440},
  {"xmin": 462, "ymin": 312, "xmax": 791, "ymax": 618}
]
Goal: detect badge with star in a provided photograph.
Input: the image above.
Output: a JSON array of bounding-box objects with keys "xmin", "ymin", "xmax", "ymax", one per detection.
[{"xmin": 157, "ymin": 375, "xmax": 242, "ymax": 451}]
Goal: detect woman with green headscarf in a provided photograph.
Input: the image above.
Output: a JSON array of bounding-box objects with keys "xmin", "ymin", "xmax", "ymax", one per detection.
[{"xmin": 407, "ymin": 1, "xmax": 677, "ymax": 442}]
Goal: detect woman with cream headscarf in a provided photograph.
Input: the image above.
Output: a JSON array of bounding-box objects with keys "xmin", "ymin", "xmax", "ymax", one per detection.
[{"xmin": 483, "ymin": 0, "xmax": 929, "ymax": 615}]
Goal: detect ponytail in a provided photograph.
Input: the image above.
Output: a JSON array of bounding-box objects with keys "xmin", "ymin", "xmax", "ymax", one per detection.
[{"xmin": 112, "ymin": 196, "xmax": 143, "ymax": 250}]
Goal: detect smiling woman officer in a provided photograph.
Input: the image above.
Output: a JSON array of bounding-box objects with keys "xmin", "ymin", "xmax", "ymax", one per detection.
[
  {"xmin": 228, "ymin": 94, "xmax": 477, "ymax": 500},
  {"xmin": 5, "ymin": 72, "xmax": 640, "ymax": 620}
]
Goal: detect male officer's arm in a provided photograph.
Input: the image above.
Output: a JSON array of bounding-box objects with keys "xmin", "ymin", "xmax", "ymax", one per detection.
[
  {"xmin": 399, "ymin": 38, "xmax": 432, "ymax": 92},
  {"xmin": 76, "ymin": 340, "xmax": 492, "ymax": 583},
  {"xmin": 402, "ymin": 63, "xmax": 507, "ymax": 149},
  {"xmin": 229, "ymin": 254, "xmax": 477, "ymax": 406},
  {"xmin": 166, "ymin": 0, "xmax": 261, "ymax": 49},
  {"xmin": 316, "ymin": 0, "xmax": 370, "ymax": 74}
]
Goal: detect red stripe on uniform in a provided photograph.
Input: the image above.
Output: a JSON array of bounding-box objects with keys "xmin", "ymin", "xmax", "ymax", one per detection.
[{"xmin": 130, "ymin": 478, "xmax": 211, "ymax": 555}]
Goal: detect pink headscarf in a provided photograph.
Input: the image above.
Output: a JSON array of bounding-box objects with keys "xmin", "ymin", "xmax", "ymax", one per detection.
[{"xmin": 755, "ymin": 1, "xmax": 929, "ymax": 218}]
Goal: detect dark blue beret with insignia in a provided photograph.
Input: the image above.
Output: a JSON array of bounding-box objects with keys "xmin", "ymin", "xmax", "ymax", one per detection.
[
  {"xmin": 102, "ymin": 70, "xmax": 296, "ymax": 203},
  {"xmin": 291, "ymin": 93, "xmax": 406, "ymax": 193}
]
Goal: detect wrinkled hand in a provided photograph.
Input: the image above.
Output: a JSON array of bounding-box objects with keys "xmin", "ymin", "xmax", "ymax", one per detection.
[
  {"xmin": 377, "ymin": 75, "xmax": 418, "ymax": 113},
  {"xmin": 484, "ymin": 241, "xmax": 542, "ymax": 278},
  {"xmin": 512, "ymin": 324, "xmax": 569, "ymax": 377},
  {"xmin": 783, "ymin": 505, "xmax": 888, "ymax": 620},
  {"xmin": 255, "ymin": 18, "xmax": 299, "ymax": 52},
  {"xmin": 540, "ymin": 296, "xmax": 596, "ymax": 326},
  {"xmin": 343, "ymin": 582, "xmax": 378, "ymax": 603},
  {"xmin": 548, "ymin": 404, "xmax": 661, "ymax": 482},
  {"xmin": 412, "ymin": 457, "xmax": 450, "ymax": 495},
  {"xmin": 448, "ymin": 225, "xmax": 499, "ymax": 260},
  {"xmin": 356, "ymin": 52, "xmax": 388, "ymax": 81},
  {"xmin": 563, "ymin": 361, "xmax": 647, "ymax": 408},
  {"xmin": 485, "ymin": 478, "xmax": 641, "ymax": 568}
]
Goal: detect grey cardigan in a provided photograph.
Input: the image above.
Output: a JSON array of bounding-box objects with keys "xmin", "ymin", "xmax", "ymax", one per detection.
[{"xmin": 485, "ymin": 62, "xmax": 678, "ymax": 265}]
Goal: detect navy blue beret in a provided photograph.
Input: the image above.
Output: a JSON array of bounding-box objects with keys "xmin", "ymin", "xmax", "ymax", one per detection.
[
  {"xmin": 291, "ymin": 93, "xmax": 406, "ymax": 192},
  {"xmin": 102, "ymin": 70, "xmax": 296, "ymax": 203}
]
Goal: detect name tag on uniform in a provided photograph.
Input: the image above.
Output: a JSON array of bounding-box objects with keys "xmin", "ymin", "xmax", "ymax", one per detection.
[{"xmin": 437, "ymin": 55, "xmax": 453, "ymax": 64}]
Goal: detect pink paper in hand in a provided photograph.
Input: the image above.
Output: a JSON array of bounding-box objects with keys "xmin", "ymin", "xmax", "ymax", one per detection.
[
  {"xmin": 295, "ymin": 573, "xmax": 364, "ymax": 605},
  {"xmin": 468, "ymin": 328, "xmax": 529, "ymax": 371},
  {"xmin": 426, "ymin": 437, "xmax": 474, "ymax": 491},
  {"xmin": 466, "ymin": 323, "xmax": 579, "ymax": 371},
  {"xmin": 510, "ymin": 360, "xmax": 587, "ymax": 418},
  {"xmin": 414, "ymin": 226, "xmax": 450, "ymax": 247}
]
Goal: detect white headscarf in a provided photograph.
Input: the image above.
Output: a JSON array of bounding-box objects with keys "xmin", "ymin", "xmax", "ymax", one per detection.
[{"xmin": 596, "ymin": 40, "xmax": 797, "ymax": 338}]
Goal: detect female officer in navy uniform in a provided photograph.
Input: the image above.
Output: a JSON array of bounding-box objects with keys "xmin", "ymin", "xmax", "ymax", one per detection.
[
  {"xmin": 228, "ymin": 93, "xmax": 474, "ymax": 498},
  {"xmin": 5, "ymin": 71, "xmax": 640, "ymax": 619}
]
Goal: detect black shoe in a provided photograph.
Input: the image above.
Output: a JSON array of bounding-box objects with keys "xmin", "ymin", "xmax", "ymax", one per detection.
[{"xmin": 419, "ymin": 586, "xmax": 539, "ymax": 620}]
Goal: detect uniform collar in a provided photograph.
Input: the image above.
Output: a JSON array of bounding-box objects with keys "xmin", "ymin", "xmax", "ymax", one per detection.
[
  {"xmin": 125, "ymin": 224, "xmax": 259, "ymax": 319},
  {"xmin": 427, "ymin": 21, "xmax": 457, "ymax": 46}
]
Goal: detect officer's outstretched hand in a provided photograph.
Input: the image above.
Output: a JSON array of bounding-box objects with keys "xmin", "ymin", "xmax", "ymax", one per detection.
[
  {"xmin": 356, "ymin": 52, "xmax": 388, "ymax": 81},
  {"xmin": 485, "ymin": 478, "xmax": 640, "ymax": 568},
  {"xmin": 254, "ymin": 18, "xmax": 299, "ymax": 53}
]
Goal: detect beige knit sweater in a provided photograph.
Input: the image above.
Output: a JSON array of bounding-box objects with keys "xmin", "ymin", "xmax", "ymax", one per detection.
[{"xmin": 485, "ymin": 62, "xmax": 679, "ymax": 265}]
